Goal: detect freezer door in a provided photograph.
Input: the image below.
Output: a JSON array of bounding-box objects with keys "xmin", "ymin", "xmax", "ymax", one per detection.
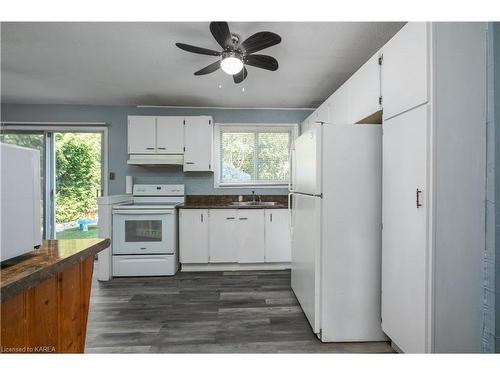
[
  {"xmin": 291, "ymin": 126, "xmax": 321, "ymax": 195},
  {"xmin": 290, "ymin": 193, "xmax": 321, "ymax": 334}
]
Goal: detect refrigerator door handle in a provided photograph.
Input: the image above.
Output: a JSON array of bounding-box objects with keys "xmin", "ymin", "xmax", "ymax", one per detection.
[{"xmin": 288, "ymin": 192, "xmax": 293, "ymax": 234}]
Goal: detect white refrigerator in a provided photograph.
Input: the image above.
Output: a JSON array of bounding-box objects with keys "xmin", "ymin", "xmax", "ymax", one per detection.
[{"xmin": 289, "ymin": 123, "xmax": 386, "ymax": 342}]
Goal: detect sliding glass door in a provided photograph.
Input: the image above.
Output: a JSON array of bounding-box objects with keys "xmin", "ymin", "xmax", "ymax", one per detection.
[{"xmin": 1, "ymin": 128, "xmax": 104, "ymax": 240}]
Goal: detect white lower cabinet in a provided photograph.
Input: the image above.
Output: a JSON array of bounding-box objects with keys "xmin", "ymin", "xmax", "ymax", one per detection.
[
  {"xmin": 208, "ymin": 209, "xmax": 238, "ymax": 263},
  {"xmin": 179, "ymin": 208, "xmax": 290, "ymax": 267},
  {"xmin": 237, "ymin": 210, "xmax": 265, "ymax": 263},
  {"xmin": 264, "ymin": 210, "xmax": 291, "ymax": 262},
  {"xmin": 179, "ymin": 209, "xmax": 209, "ymax": 263}
]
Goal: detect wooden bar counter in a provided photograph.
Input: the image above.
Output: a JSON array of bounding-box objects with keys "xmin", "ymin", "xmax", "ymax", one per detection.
[{"xmin": 0, "ymin": 238, "xmax": 110, "ymax": 353}]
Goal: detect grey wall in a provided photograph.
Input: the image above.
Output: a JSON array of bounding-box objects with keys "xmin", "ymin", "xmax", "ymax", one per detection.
[
  {"xmin": 494, "ymin": 22, "xmax": 500, "ymax": 353},
  {"xmin": 0, "ymin": 104, "xmax": 311, "ymax": 196}
]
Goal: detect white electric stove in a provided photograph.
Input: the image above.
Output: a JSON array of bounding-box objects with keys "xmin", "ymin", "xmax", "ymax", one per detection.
[{"xmin": 111, "ymin": 184, "xmax": 185, "ymax": 276}]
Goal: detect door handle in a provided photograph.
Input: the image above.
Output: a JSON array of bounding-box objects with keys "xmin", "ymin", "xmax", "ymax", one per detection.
[{"xmin": 416, "ymin": 188, "xmax": 423, "ymax": 208}]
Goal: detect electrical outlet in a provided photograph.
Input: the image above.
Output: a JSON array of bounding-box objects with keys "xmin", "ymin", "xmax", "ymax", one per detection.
[{"xmin": 109, "ymin": 172, "xmax": 115, "ymax": 180}]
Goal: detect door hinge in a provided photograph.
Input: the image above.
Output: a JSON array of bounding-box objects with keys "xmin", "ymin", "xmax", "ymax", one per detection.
[
  {"xmin": 379, "ymin": 96, "xmax": 383, "ymax": 105},
  {"xmin": 378, "ymin": 54, "xmax": 383, "ymax": 65}
]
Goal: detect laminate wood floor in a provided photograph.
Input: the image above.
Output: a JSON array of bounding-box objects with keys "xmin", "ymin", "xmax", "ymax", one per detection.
[{"xmin": 85, "ymin": 269, "xmax": 393, "ymax": 353}]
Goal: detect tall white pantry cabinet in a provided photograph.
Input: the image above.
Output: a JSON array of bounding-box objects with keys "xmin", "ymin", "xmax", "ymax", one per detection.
[{"xmin": 381, "ymin": 23, "xmax": 487, "ymax": 353}]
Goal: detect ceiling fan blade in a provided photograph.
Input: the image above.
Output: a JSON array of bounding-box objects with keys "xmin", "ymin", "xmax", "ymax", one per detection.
[
  {"xmin": 176, "ymin": 43, "xmax": 221, "ymax": 56},
  {"xmin": 240, "ymin": 32, "xmax": 281, "ymax": 54},
  {"xmin": 244, "ymin": 55, "xmax": 279, "ymax": 71},
  {"xmin": 233, "ymin": 67, "xmax": 248, "ymax": 84},
  {"xmin": 210, "ymin": 22, "xmax": 232, "ymax": 49},
  {"xmin": 194, "ymin": 60, "xmax": 221, "ymax": 75}
]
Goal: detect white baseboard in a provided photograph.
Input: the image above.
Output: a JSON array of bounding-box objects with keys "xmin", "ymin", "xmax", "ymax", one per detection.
[{"xmin": 180, "ymin": 262, "xmax": 291, "ymax": 272}]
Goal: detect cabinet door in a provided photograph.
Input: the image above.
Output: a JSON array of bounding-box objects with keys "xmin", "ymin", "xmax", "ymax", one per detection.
[
  {"xmin": 381, "ymin": 105, "xmax": 428, "ymax": 353},
  {"xmin": 237, "ymin": 210, "xmax": 265, "ymax": 263},
  {"xmin": 382, "ymin": 22, "xmax": 429, "ymax": 120},
  {"xmin": 179, "ymin": 209, "xmax": 209, "ymax": 263},
  {"xmin": 264, "ymin": 209, "xmax": 291, "ymax": 262},
  {"xmin": 348, "ymin": 51, "xmax": 382, "ymax": 123},
  {"xmin": 208, "ymin": 209, "xmax": 238, "ymax": 263},
  {"xmin": 315, "ymin": 102, "xmax": 330, "ymax": 123},
  {"xmin": 184, "ymin": 116, "xmax": 213, "ymax": 171},
  {"xmin": 156, "ymin": 116, "xmax": 184, "ymax": 154},
  {"xmin": 329, "ymin": 84, "xmax": 349, "ymax": 124},
  {"xmin": 128, "ymin": 116, "xmax": 156, "ymax": 154}
]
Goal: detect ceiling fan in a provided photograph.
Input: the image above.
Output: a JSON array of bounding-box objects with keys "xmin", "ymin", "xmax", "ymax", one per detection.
[{"xmin": 175, "ymin": 22, "xmax": 281, "ymax": 84}]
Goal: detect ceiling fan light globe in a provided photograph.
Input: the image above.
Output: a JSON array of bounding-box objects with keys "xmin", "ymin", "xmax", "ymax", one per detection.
[{"xmin": 221, "ymin": 56, "xmax": 244, "ymax": 75}]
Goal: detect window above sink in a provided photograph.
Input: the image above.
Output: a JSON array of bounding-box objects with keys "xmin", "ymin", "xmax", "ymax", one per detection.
[{"xmin": 213, "ymin": 123, "xmax": 298, "ymax": 188}]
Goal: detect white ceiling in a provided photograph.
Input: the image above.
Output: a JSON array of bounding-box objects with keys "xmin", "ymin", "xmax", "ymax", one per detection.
[{"xmin": 1, "ymin": 22, "xmax": 404, "ymax": 108}]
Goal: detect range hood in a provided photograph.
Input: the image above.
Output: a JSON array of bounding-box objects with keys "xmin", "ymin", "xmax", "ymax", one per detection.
[{"xmin": 127, "ymin": 154, "xmax": 184, "ymax": 165}]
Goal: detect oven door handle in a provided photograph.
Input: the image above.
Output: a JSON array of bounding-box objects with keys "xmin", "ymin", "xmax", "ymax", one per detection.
[{"xmin": 113, "ymin": 210, "xmax": 174, "ymax": 215}]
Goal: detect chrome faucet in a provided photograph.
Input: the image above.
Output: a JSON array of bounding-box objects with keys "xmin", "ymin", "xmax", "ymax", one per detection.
[{"xmin": 251, "ymin": 190, "xmax": 261, "ymax": 204}]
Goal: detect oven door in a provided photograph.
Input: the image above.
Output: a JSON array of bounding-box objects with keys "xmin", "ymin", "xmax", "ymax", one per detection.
[{"xmin": 112, "ymin": 209, "xmax": 175, "ymax": 255}]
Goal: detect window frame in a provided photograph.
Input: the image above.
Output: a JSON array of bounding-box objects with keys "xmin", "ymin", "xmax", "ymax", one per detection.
[{"xmin": 213, "ymin": 123, "xmax": 299, "ymax": 188}]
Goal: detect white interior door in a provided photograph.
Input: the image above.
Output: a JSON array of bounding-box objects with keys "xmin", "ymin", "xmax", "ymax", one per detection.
[
  {"xmin": 291, "ymin": 193, "xmax": 321, "ymax": 333},
  {"xmin": 381, "ymin": 105, "xmax": 429, "ymax": 353},
  {"xmin": 156, "ymin": 116, "xmax": 184, "ymax": 154}
]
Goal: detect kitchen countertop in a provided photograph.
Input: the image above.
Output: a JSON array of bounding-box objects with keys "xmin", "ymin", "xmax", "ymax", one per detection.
[
  {"xmin": 178, "ymin": 195, "xmax": 288, "ymax": 209},
  {"xmin": 0, "ymin": 238, "xmax": 110, "ymax": 303}
]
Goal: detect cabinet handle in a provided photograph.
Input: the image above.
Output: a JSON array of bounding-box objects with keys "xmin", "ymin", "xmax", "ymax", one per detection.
[
  {"xmin": 239, "ymin": 217, "xmax": 248, "ymax": 220},
  {"xmin": 146, "ymin": 147, "xmax": 155, "ymax": 150},
  {"xmin": 270, "ymin": 213, "xmax": 273, "ymax": 222},
  {"xmin": 186, "ymin": 162, "xmax": 195, "ymax": 165},
  {"xmin": 201, "ymin": 213, "xmax": 204, "ymax": 222},
  {"xmin": 226, "ymin": 217, "xmax": 235, "ymax": 220},
  {"xmin": 158, "ymin": 147, "xmax": 166, "ymax": 150},
  {"xmin": 416, "ymin": 188, "xmax": 423, "ymax": 208}
]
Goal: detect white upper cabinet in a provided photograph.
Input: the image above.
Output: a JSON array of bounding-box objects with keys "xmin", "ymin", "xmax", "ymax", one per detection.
[
  {"xmin": 315, "ymin": 102, "xmax": 330, "ymax": 123},
  {"xmin": 179, "ymin": 209, "xmax": 209, "ymax": 263},
  {"xmin": 237, "ymin": 210, "xmax": 265, "ymax": 263},
  {"xmin": 209, "ymin": 209, "xmax": 238, "ymax": 263},
  {"xmin": 156, "ymin": 116, "xmax": 184, "ymax": 154},
  {"xmin": 348, "ymin": 51, "xmax": 382, "ymax": 123},
  {"xmin": 329, "ymin": 84, "xmax": 350, "ymax": 124},
  {"xmin": 382, "ymin": 22, "xmax": 429, "ymax": 120},
  {"xmin": 128, "ymin": 116, "xmax": 156, "ymax": 154},
  {"xmin": 184, "ymin": 116, "xmax": 213, "ymax": 172},
  {"xmin": 264, "ymin": 209, "xmax": 291, "ymax": 262}
]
